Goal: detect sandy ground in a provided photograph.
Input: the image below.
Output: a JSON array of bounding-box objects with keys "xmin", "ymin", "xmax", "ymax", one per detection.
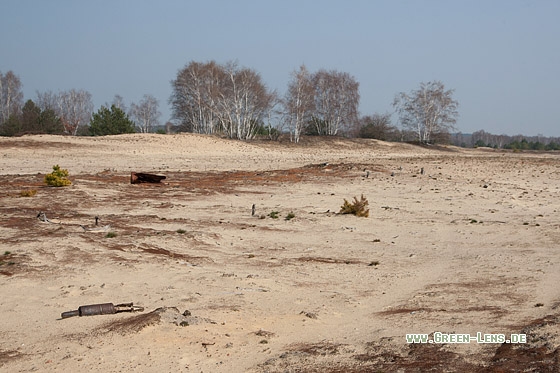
[{"xmin": 0, "ymin": 133, "xmax": 559, "ymax": 372}]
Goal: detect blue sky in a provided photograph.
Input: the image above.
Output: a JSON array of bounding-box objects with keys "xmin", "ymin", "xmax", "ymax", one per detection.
[{"xmin": 2, "ymin": 0, "xmax": 559, "ymax": 136}]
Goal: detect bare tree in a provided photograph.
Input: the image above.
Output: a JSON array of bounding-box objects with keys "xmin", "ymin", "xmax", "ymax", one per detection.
[
  {"xmin": 216, "ymin": 62, "xmax": 275, "ymax": 140},
  {"xmin": 58, "ymin": 89, "xmax": 94, "ymax": 135},
  {"xmin": 283, "ymin": 65, "xmax": 314, "ymax": 143},
  {"xmin": 393, "ymin": 81, "xmax": 458, "ymax": 144},
  {"xmin": 310, "ymin": 69, "xmax": 360, "ymax": 136},
  {"xmin": 35, "ymin": 90, "xmax": 59, "ymax": 112},
  {"xmin": 111, "ymin": 95, "xmax": 127, "ymax": 113},
  {"xmin": 171, "ymin": 60, "xmax": 275, "ymax": 140},
  {"xmin": 130, "ymin": 94, "xmax": 161, "ymax": 133},
  {"xmin": 171, "ymin": 61, "xmax": 226, "ymax": 134},
  {"xmin": 0, "ymin": 71, "xmax": 24, "ymax": 124},
  {"xmin": 37, "ymin": 89, "xmax": 93, "ymax": 135}
]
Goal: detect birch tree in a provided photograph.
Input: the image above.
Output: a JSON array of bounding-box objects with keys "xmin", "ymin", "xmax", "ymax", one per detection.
[
  {"xmin": 310, "ymin": 69, "xmax": 360, "ymax": 136},
  {"xmin": 216, "ymin": 62, "xmax": 275, "ymax": 140},
  {"xmin": 0, "ymin": 71, "xmax": 24, "ymax": 124},
  {"xmin": 170, "ymin": 61, "xmax": 226, "ymax": 134},
  {"xmin": 130, "ymin": 94, "xmax": 161, "ymax": 133},
  {"xmin": 36, "ymin": 89, "xmax": 93, "ymax": 135},
  {"xmin": 171, "ymin": 60, "xmax": 274, "ymax": 139},
  {"xmin": 58, "ymin": 89, "xmax": 94, "ymax": 135},
  {"xmin": 284, "ymin": 65, "xmax": 314, "ymax": 143},
  {"xmin": 111, "ymin": 94, "xmax": 127, "ymax": 113},
  {"xmin": 393, "ymin": 81, "xmax": 458, "ymax": 144}
]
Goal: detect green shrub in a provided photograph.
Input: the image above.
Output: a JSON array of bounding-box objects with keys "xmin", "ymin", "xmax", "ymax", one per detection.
[
  {"xmin": 44, "ymin": 165, "xmax": 71, "ymax": 187},
  {"xmin": 285, "ymin": 212, "xmax": 295, "ymax": 221},
  {"xmin": 339, "ymin": 194, "xmax": 369, "ymax": 217},
  {"xmin": 268, "ymin": 211, "xmax": 279, "ymax": 219},
  {"xmin": 105, "ymin": 231, "xmax": 117, "ymax": 238}
]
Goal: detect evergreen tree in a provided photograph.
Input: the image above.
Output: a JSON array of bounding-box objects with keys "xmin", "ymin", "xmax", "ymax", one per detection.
[
  {"xmin": 20, "ymin": 100, "xmax": 64, "ymax": 134},
  {"xmin": 0, "ymin": 114, "xmax": 21, "ymax": 136},
  {"xmin": 89, "ymin": 105, "xmax": 135, "ymax": 136},
  {"xmin": 21, "ymin": 100, "xmax": 41, "ymax": 132},
  {"xmin": 39, "ymin": 108, "xmax": 64, "ymax": 134}
]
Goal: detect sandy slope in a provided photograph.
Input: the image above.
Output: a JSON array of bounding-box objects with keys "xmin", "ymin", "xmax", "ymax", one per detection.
[{"xmin": 0, "ymin": 134, "xmax": 559, "ymax": 372}]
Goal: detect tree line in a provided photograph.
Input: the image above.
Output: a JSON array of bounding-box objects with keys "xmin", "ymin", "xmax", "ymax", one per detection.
[
  {"xmin": 169, "ymin": 61, "xmax": 459, "ymax": 144},
  {"xmin": 0, "ymin": 70, "xmax": 162, "ymax": 137},
  {"xmin": 452, "ymin": 130, "xmax": 560, "ymax": 150},
  {"xmin": 18, "ymin": 63, "xmax": 560, "ymax": 151}
]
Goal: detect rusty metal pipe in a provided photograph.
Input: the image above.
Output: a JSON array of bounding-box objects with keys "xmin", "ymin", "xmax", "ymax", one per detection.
[{"xmin": 61, "ymin": 302, "xmax": 143, "ymax": 319}]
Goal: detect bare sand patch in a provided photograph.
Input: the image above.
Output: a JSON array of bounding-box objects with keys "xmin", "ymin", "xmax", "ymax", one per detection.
[{"xmin": 1, "ymin": 134, "xmax": 559, "ymax": 371}]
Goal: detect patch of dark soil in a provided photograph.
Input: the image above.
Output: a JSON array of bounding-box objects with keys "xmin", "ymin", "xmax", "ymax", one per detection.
[
  {"xmin": 377, "ymin": 307, "xmax": 433, "ymax": 316},
  {"xmin": 0, "ymin": 174, "xmax": 45, "ymax": 197},
  {"xmin": 98, "ymin": 308, "xmax": 162, "ymax": 335},
  {"xmin": 77, "ymin": 162, "xmax": 387, "ymax": 198},
  {"xmin": 378, "ymin": 305, "xmax": 507, "ymax": 317},
  {"xmin": 0, "ymin": 349, "xmax": 24, "ymax": 366},
  {"xmin": 97, "ymin": 307, "xmax": 215, "ymax": 335},
  {"xmin": 484, "ymin": 313, "xmax": 560, "ymax": 372},
  {"xmin": 136, "ymin": 244, "xmax": 207, "ymax": 263},
  {"xmin": 256, "ymin": 312, "xmax": 560, "ymax": 372},
  {"xmin": 0, "ymin": 252, "xmax": 31, "ymax": 277},
  {"xmin": 291, "ymin": 256, "xmax": 364, "ymax": 265}
]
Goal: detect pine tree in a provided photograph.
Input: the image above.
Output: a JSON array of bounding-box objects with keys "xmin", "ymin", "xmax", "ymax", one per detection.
[{"xmin": 89, "ymin": 105, "xmax": 135, "ymax": 136}]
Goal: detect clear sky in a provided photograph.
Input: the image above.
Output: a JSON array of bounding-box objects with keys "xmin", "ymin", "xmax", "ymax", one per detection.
[{"xmin": 2, "ymin": 0, "xmax": 559, "ymax": 136}]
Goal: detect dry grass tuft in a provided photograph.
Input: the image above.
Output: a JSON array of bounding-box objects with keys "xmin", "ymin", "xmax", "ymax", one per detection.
[{"xmin": 339, "ymin": 194, "xmax": 369, "ymax": 217}]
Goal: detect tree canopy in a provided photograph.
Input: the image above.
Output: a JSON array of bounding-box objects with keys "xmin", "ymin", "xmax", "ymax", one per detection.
[
  {"xmin": 89, "ymin": 105, "xmax": 135, "ymax": 136},
  {"xmin": 393, "ymin": 81, "xmax": 458, "ymax": 144},
  {"xmin": 284, "ymin": 66, "xmax": 360, "ymax": 141},
  {"xmin": 170, "ymin": 60, "xmax": 276, "ymax": 140}
]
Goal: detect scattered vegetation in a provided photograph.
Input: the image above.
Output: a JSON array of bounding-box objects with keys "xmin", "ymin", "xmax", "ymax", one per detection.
[
  {"xmin": 3, "ymin": 251, "xmax": 11, "ymax": 256},
  {"xmin": 176, "ymin": 229, "xmax": 187, "ymax": 234},
  {"xmin": 339, "ymin": 194, "xmax": 369, "ymax": 217},
  {"xmin": 44, "ymin": 165, "xmax": 71, "ymax": 187},
  {"xmin": 368, "ymin": 260, "xmax": 380, "ymax": 266},
  {"xmin": 285, "ymin": 211, "xmax": 296, "ymax": 221},
  {"xmin": 20, "ymin": 189, "xmax": 37, "ymax": 197},
  {"xmin": 268, "ymin": 211, "xmax": 280, "ymax": 219},
  {"xmin": 105, "ymin": 232, "xmax": 117, "ymax": 238}
]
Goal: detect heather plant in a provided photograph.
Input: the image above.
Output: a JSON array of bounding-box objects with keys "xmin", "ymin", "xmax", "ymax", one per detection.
[{"xmin": 20, "ymin": 189, "xmax": 37, "ymax": 197}]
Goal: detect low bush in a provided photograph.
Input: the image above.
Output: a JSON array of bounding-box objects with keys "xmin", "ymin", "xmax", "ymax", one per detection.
[
  {"xmin": 339, "ymin": 194, "xmax": 369, "ymax": 217},
  {"xmin": 285, "ymin": 212, "xmax": 296, "ymax": 221},
  {"xmin": 44, "ymin": 165, "xmax": 71, "ymax": 187},
  {"xmin": 20, "ymin": 190, "xmax": 37, "ymax": 197}
]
